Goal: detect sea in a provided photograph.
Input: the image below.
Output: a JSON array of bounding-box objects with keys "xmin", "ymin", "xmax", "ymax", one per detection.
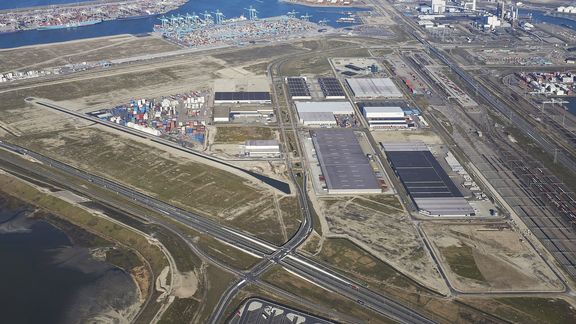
[
  {"xmin": 0, "ymin": 195, "xmax": 138, "ymax": 324},
  {"xmin": 0, "ymin": 0, "xmax": 367, "ymax": 48}
]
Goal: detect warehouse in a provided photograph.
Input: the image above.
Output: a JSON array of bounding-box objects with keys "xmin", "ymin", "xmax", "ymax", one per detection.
[
  {"xmin": 382, "ymin": 142, "xmax": 474, "ymax": 216},
  {"xmin": 214, "ymin": 92, "xmax": 271, "ymax": 104},
  {"xmin": 229, "ymin": 105, "xmax": 274, "ymax": 118},
  {"xmin": 295, "ymin": 101, "xmax": 354, "ymax": 126},
  {"xmin": 286, "ymin": 77, "xmax": 312, "ymax": 100},
  {"xmin": 245, "ymin": 140, "xmax": 281, "ymax": 157},
  {"xmin": 312, "ymin": 129, "xmax": 381, "ymax": 194},
  {"xmin": 363, "ymin": 106, "xmax": 408, "ymax": 128},
  {"xmin": 346, "ymin": 78, "xmax": 404, "ymax": 98},
  {"xmin": 318, "ymin": 77, "xmax": 346, "ymax": 99},
  {"xmin": 213, "ymin": 106, "xmax": 230, "ymax": 122},
  {"xmin": 298, "ymin": 111, "xmax": 337, "ymax": 126}
]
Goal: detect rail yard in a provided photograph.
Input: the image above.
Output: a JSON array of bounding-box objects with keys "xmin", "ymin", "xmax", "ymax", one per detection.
[{"xmin": 1, "ymin": 0, "xmax": 576, "ymax": 324}]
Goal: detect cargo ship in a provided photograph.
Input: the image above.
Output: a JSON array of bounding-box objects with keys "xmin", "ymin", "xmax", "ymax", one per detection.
[{"xmin": 36, "ymin": 19, "xmax": 102, "ymax": 31}]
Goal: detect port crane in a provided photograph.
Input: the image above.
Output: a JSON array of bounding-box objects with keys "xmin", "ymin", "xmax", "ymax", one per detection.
[
  {"xmin": 287, "ymin": 10, "xmax": 298, "ymax": 18},
  {"xmin": 213, "ymin": 9, "xmax": 225, "ymax": 25},
  {"xmin": 245, "ymin": 6, "xmax": 258, "ymax": 21},
  {"xmin": 202, "ymin": 10, "xmax": 213, "ymax": 25}
]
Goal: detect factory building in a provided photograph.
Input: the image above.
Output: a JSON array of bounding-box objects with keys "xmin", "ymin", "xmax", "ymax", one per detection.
[
  {"xmin": 295, "ymin": 101, "xmax": 354, "ymax": 126},
  {"xmin": 363, "ymin": 106, "xmax": 408, "ymax": 129},
  {"xmin": 312, "ymin": 129, "xmax": 381, "ymax": 194},
  {"xmin": 230, "ymin": 106, "xmax": 274, "ymax": 118},
  {"xmin": 431, "ymin": 0, "xmax": 446, "ymax": 14},
  {"xmin": 214, "ymin": 92, "xmax": 271, "ymax": 104},
  {"xmin": 382, "ymin": 142, "xmax": 474, "ymax": 217},
  {"xmin": 244, "ymin": 140, "xmax": 281, "ymax": 157},
  {"xmin": 346, "ymin": 78, "xmax": 404, "ymax": 99},
  {"xmin": 213, "ymin": 106, "xmax": 230, "ymax": 122}
]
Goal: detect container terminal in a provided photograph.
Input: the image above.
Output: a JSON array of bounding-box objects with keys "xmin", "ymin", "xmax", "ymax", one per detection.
[
  {"xmin": 154, "ymin": 8, "xmax": 323, "ymax": 48},
  {"xmin": 90, "ymin": 90, "xmax": 210, "ymax": 147},
  {"xmin": 0, "ymin": 0, "xmax": 187, "ymax": 33}
]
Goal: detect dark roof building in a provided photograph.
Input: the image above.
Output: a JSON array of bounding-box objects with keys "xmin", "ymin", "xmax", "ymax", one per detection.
[
  {"xmin": 214, "ymin": 92, "xmax": 271, "ymax": 104},
  {"xmin": 382, "ymin": 142, "xmax": 474, "ymax": 216},
  {"xmin": 312, "ymin": 129, "xmax": 381, "ymax": 194}
]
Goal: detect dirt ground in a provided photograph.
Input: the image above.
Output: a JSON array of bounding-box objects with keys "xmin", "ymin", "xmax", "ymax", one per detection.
[
  {"xmin": 422, "ymin": 223, "xmax": 564, "ymax": 293},
  {"xmin": 0, "ymin": 35, "xmax": 180, "ymax": 73},
  {"xmin": 315, "ymin": 195, "xmax": 448, "ymax": 293},
  {"xmin": 371, "ymin": 129, "xmax": 445, "ymax": 145}
]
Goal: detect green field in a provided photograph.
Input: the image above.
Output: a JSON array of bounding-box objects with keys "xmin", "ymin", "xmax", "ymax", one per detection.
[
  {"xmin": 440, "ymin": 244, "xmax": 486, "ymax": 282},
  {"xmin": 214, "ymin": 126, "xmax": 274, "ymax": 143}
]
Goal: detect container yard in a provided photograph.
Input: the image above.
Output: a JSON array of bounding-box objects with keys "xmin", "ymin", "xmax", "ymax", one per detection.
[
  {"xmin": 154, "ymin": 10, "xmax": 321, "ymax": 48},
  {"xmin": 516, "ymin": 71, "xmax": 576, "ymax": 96},
  {"xmin": 90, "ymin": 90, "xmax": 210, "ymax": 146},
  {"xmin": 0, "ymin": 0, "xmax": 187, "ymax": 33}
]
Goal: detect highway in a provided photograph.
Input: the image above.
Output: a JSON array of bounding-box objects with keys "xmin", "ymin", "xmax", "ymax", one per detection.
[
  {"xmin": 30, "ymin": 98, "xmax": 291, "ymax": 195},
  {"xmin": 0, "ymin": 140, "xmax": 436, "ymax": 323}
]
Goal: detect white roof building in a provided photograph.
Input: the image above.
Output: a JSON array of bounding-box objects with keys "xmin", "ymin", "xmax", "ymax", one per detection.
[
  {"xmin": 298, "ymin": 111, "xmax": 337, "ymax": 126},
  {"xmin": 295, "ymin": 101, "xmax": 354, "ymax": 114},
  {"xmin": 295, "ymin": 101, "xmax": 354, "ymax": 127},
  {"xmin": 362, "ymin": 106, "xmax": 408, "ymax": 129},
  {"xmin": 363, "ymin": 106, "xmax": 405, "ymax": 118},
  {"xmin": 346, "ymin": 78, "xmax": 404, "ymax": 99},
  {"xmin": 244, "ymin": 140, "xmax": 280, "ymax": 157}
]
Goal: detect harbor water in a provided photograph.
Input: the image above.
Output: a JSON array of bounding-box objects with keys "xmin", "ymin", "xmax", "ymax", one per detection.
[
  {"xmin": 0, "ymin": 195, "xmax": 138, "ymax": 324},
  {"xmin": 0, "ymin": 0, "xmax": 92, "ymax": 11},
  {"xmin": 0, "ymin": 0, "xmax": 367, "ymax": 48},
  {"xmin": 561, "ymin": 97, "xmax": 576, "ymax": 116}
]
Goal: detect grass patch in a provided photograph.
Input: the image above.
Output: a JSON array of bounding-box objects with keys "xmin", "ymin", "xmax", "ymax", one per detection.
[
  {"xmin": 352, "ymin": 197, "xmax": 401, "ymax": 215},
  {"xmin": 316, "ymin": 238, "xmax": 415, "ymax": 289},
  {"xmin": 278, "ymin": 196, "xmax": 302, "ymax": 239},
  {"xmin": 440, "ymin": 245, "xmax": 485, "ymax": 282},
  {"xmin": 497, "ymin": 298, "xmax": 576, "ymax": 324},
  {"xmin": 214, "ymin": 126, "xmax": 274, "ymax": 143},
  {"xmin": 9, "ymin": 128, "xmax": 281, "ymax": 242},
  {"xmin": 194, "ymin": 265, "xmax": 237, "ymax": 323},
  {"xmin": 158, "ymin": 298, "xmax": 200, "ymax": 324},
  {"xmin": 197, "ymin": 235, "xmax": 260, "ymax": 270}
]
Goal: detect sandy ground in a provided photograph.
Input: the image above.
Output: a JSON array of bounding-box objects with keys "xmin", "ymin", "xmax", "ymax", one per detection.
[
  {"xmin": 316, "ymin": 195, "xmax": 448, "ymax": 293},
  {"xmin": 371, "ymin": 129, "xmax": 445, "ymax": 145},
  {"xmin": 423, "ymin": 223, "xmax": 564, "ymax": 293},
  {"xmin": 172, "ymin": 270, "xmax": 198, "ymax": 298}
]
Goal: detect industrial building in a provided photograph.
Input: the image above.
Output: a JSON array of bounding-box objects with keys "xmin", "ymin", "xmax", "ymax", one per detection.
[
  {"xmin": 244, "ymin": 140, "xmax": 281, "ymax": 157},
  {"xmin": 346, "ymin": 78, "xmax": 404, "ymax": 99},
  {"xmin": 213, "ymin": 106, "xmax": 230, "ymax": 122},
  {"xmin": 318, "ymin": 77, "xmax": 346, "ymax": 99},
  {"xmin": 312, "ymin": 129, "xmax": 381, "ymax": 194},
  {"xmin": 295, "ymin": 101, "xmax": 354, "ymax": 126},
  {"xmin": 363, "ymin": 106, "xmax": 408, "ymax": 129},
  {"xmin": 214, "ymin": 92, "xmax": 271, "ymax": 104},
  {"xmin": 431, "ymin": 0, "xmax": 446, "ymax": 14},
  {"xmin": 286, "ymin": 77, "xmax": 312, "ymax": 100},
  {"xmin": 382, "ymin": 142, "xmax": 474, "ymax": 216},
  {"xmin": 230, "ymin": 106, "xmax": 274, "ymax": 118}
]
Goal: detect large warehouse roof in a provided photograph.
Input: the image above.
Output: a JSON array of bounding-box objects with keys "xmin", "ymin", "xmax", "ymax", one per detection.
[
  {"xmin": 312, "ymin": 129, "xmax": 380, "ymax": 194},
  {"xmin": 215, "ymin": 92, "xmax": 271, "ymax": 102},
  {"xmin": 363, "ymin": 106, "xmax": 405, "ymax": 118},
  {"xmin": 346, "ymin": 78, "xmax": 404, "ymax": 98},
  {"xmin": 382, "ymin": 142, "xmax": 474, "ymax": 216},
  {"xmin": 286, "ymin": 77, "xmax": 311, "ymax": 99},
  {"xmin": 295, "ymin": 101, "xmax": 354, "ymax": 114},
  {"xmin": 298, "ymin": 111, "xmax": 337, "ymax": 125}
]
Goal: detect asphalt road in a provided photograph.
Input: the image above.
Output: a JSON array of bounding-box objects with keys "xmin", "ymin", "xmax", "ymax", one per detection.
[{"xmin": 0, "ymin": 140, "xmax": 436, "ymax": 324}]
